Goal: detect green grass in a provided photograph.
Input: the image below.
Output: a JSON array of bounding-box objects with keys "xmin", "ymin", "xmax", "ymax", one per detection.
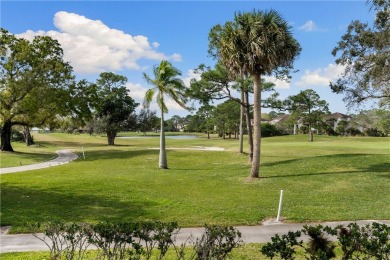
[
  {"xmin": 1, "ymin": 133, "xmax": 389, "ymax": 233},
  {"xmin": 0, "ymin": 142, "xmax": 55, "ymax": 168}
]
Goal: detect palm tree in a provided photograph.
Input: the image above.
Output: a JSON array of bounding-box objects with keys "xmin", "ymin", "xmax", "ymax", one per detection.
[
  {"xmin": 143, "ymin": 60, "xmax": 187, "ymax": 169},
  {"xmin": 209, "ymin": 10, "xmax": 301, "ymax": 178}
]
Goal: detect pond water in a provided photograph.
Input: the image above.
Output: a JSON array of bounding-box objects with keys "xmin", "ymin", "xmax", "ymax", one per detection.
[{"xmin": 118, "ymin": 135, "xmax": 197, "ymax": 140}]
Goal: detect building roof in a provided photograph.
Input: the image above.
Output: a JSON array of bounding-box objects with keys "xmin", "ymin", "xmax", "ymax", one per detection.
[{"xmin": 325, "ymin": 112, "xmax": 351, "ymax": 120}]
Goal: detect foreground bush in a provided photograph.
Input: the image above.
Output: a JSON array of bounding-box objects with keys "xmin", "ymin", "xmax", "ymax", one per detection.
[
  {"xmin": 261, "ymin": 222, "xmax": 390, "ymax": 259},
  {"xmin": 30, "ymin": 221, "xmax": 242, "ymax": 260}
]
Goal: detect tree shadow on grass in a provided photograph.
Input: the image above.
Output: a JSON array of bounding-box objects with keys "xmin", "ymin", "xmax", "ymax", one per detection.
[
  {"xmin": 37, "ymin": 140, "xmax": 136, "ymax": 148},
  {"xmin": 0, "ymin": 183, "xmax": 158, "ymax": 232},
  {"xmin": 262, "ymin": 154, "xmax": 389, "ymax": 179},
  {"xmin": 80, "ymin": 149, "xmax": 158, "ymax": 162}
]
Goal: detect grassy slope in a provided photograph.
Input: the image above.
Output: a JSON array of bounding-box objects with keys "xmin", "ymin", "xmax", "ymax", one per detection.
[{"xmin": 1, "ymin": 133, "xmax": 389, "ymax": 233}]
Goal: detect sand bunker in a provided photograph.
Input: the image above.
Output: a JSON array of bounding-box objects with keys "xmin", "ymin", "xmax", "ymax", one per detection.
[{"xmin": 149, "ymin": 146, "xmax": 225, "ymax": 151}]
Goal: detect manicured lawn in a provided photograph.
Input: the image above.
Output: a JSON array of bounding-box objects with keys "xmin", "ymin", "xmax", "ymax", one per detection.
[
  {"xmin": 1, "ymin": 133, "xmax": 389, "ymax": 233},
  {"xmin": 0, "ymin": 142, "xmax": 55, "ymax": 168}
]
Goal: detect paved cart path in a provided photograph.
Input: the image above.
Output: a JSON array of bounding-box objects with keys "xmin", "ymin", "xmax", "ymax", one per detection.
[{"xmin": 0, "ymin": 149, "xmax": 78, "ymax": 174}]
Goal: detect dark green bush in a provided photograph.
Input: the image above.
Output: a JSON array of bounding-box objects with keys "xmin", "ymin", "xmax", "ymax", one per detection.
[
  {"xmin": 11, "ymin": 129, "xmax": 24, "ymax": 141},
  {"xmin": 365, "ymin": 127, "xmax": 385, "ymax": 137},
  {"xmin": 261, "ymin": 123, "xmax": 282, "ymax": 137},
  {"xmin": 346, "ymin": 127, "xmax": 362, "ymax": 136},
  {"xmin": 260, "ymin": 231, "xmax": 302, "ymax": 259},
  {"xmin": 261, "ymin": 222, "xmax": 389, "ymax": 260}
]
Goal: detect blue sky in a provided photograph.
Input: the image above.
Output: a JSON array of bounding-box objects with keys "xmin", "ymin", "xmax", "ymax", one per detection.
[{"xmin": 2, "ymin": 1, "xmax": 375, "ymax": 118}]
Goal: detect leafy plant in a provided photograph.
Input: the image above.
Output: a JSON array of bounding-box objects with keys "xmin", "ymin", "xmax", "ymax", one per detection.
[
  {"xmin": 260, "ymin": 231, "xmax": 302, "ymax": 259},
  {"xmin": 302, "ymin": 225, "xmax": 336, "ymax": 259},
  {"xmin": 30, "ymin": 221, "xmax": 92, "ymax": 260},
  {"xmin": 194, "ymin": 225, "xmax": 242, "ymax": 260}
]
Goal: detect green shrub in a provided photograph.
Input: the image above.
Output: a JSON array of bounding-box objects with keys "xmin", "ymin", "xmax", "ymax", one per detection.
[
  {"xmin": 30, "ymin": 221, "xmax": 242, "ymax": 260},
  {"xmin": 194, "ymin": 225, "xmax": 242, "ymax": 260},
  {"xmin": 261, "ymin": 123, "xmax": 282, "ymax": 137},
  {"xmin": 11, "ymin": 129, "xmax": 24, "ymax": 141},
  {"xmin": 260, "ymin": 222, "xmax": 389, "ymax": 259},
  {"xmin": 365, "ymin": 128, "xmax": 385, "ymax": 137},
  {"xmin": 346, "ymin": 127, "xmax": 362, "ymax": 136}
]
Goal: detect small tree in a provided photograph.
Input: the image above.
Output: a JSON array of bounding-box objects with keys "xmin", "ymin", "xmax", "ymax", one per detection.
[
  {"xmin": 94, "ymin": 72, "xmax": 138, "ymax": 145},
  {"xmin": 287, "ymin": 89, "xmax": 329, "ymax": 142}
]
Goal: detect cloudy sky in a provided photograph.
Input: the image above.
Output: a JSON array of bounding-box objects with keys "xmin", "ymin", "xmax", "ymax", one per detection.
[{"xmin": 2, "ymin": 1, "xmax": 374, "ymax": 117}]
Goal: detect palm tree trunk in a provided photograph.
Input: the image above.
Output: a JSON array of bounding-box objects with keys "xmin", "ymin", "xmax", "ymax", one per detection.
[
  {"xmin": 159, "ymin": 108, "xmax": 168, "ymax": 169},
  {"xmin": 239, "ymin": 90, "xmax": 244, "ymax": 153},
  {"xmin": 309, "ymin": 123, "xmax": 314, "ymax": 142},
  {"xmin": 250, "ymin": 73, "xmax": 261, "ymax": 178},
  {"xmin": 244, "ymin": 90, "xmax": 253, "ymax": 162}
]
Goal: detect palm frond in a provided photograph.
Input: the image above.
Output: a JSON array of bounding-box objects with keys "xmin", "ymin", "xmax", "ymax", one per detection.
[{"xmin": 143, "ymin": 88, "xmax": 155, "ymax": 109}]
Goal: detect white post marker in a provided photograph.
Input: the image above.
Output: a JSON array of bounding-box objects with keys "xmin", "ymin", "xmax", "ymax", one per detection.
[
  {"xmin": 276, "ymin": 190, "xmax": 284, "ymax": 222},
  {"xmin": 82, "ymin": 146, "xmax": 85, "ymax": 159}
]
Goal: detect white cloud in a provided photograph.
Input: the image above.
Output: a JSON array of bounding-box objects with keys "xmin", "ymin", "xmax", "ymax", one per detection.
[
  {"xmin": 126, "ymin": 81, "xmax": 187, "ymax": 113},
  {"xmin": 126, "ymin": 82, "xmax": 147, "ymax": 102},
  {"xmin": 263, "ymin": 76, "xmax": 291, "ymax": 89},
  {"xmin": 299, "ymin": 20, "xmax": 317, "ymax": 32},
  {"xmin": 16, "ymin": 11, "xmax": 181, "ymax": 74},
  {"xmin": 296, "ymin": 63, "xmax": 346, "ymax": 87},
  {"xmin": 182, "ymin": 69, "xmax": 202, "ymax": 87},
  {"xmin": 298, "ymin": 20, "xmax": 327, "ymax": 32}
]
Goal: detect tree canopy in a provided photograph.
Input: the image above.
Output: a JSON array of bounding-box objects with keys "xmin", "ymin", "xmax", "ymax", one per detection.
[
  {"xmin": 0, "ymin": 28, "xmax": 74, "ymax": 151},
  {"xmin": 94, "ymin": 72, "xmax": 138, "ymax": 146},
  {"xmin": 330, "ymin": 0, "xmax": 390, "ymax": 108}
]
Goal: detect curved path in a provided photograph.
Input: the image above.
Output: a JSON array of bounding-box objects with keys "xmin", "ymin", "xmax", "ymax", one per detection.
[{"xmin": 0, "ymin": 149, "xmax": 78, "ymax": 174}]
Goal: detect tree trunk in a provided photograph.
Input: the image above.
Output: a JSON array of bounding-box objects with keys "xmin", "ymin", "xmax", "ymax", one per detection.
[
  {"xmin": 239, "ymin": 90, "xmax": 244, "ymax": 153},
  {"xmin": 23, "ymin": 126, "xmax": 34, "ymax": 146},
  {"xmin": 244, "ymin": 90, "xmax": 253, "ymax": 163},
  {"xmin": 309, "ymin": 123, "xmax": 314, "ymax": 142},
  {"xmin": 250, "ymin": 73, "xmax": 262, "ymax": 178},
  {"xmin": 207, "ymin": 130, "xmax": 210, "ymax": 139},
  {"xmin": 107, "ymin": 130, "xmax": 117, "ymax": 145},
  {"xmin": 159, "ymin": 108, "xmax": 168, "ymax": 169},
  {"xmin": 1, "ymin": 120, "xmax": 14, "ymax": 152}
]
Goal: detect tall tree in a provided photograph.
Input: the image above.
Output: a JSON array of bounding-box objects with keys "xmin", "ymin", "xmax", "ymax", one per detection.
[
  {"xmin": 0, "ymin": 28, "xmax": 74, "ymax": 151},
  {"xmin": 137, "ymin": 109, "xmax": 158, "ymax": 135},
  {"xmin": 209, "ymin": 10, "xmax": 301, "ymax": 178},
  {"xmin": 94, "ymin": 72, "xmax": 138, "ymax": 145},
  {"xmin": 143, "ymin": 60, "xmax": 187, "ymax": 169},
  {"xmin": 286, "ymin": 89, "xmax": 329, "ymax": 142},
  {"xmin": 331, "ymin": 0, "xmax": 390, "ymax": 108},
  {"xmin": 188, "ymin": 63, "xmax": 276, "ymax": 161},
  {"xmin": 214, "ymin": 100, "xmax": 241, "ymax": 139},
  {"xmin": 196, "ymin": 105, "xmax": 215, "ymax": 139}
]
